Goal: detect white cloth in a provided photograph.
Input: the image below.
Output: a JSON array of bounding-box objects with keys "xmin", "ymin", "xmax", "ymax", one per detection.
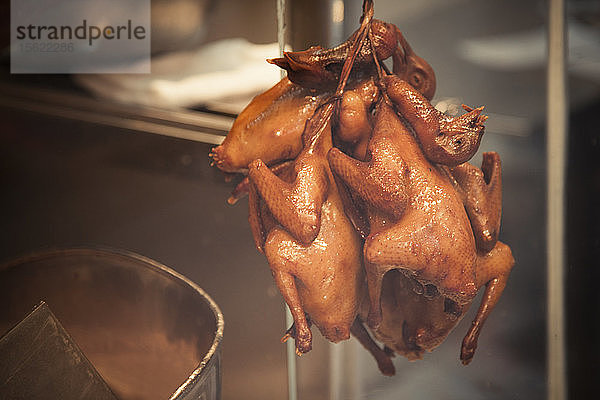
[{"xmin": 75, "ymin": 38, "xmax": 282, "ymax": 112}]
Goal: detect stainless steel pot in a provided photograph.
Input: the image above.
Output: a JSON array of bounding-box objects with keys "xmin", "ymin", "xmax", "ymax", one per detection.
[{"xmin": 0, "ymin": 248, "xmax": 224, "ymax": 400}]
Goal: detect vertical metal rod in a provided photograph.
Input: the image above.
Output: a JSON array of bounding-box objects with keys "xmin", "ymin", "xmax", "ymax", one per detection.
[
  {"xmin": 547, "ymin": 0, "xmax": 567, "ymax": 399},
  {"xmin": 350, "ymin": 339, "xmax": 362, "ymax": 399},
  {"xmin": 278, "ymin": 0, "xmax": 287, "ymax": 59},
  {"xmin": 278, "ymin": 1, "xmax": 298, "ymax": 400},
  {"xmin": 328, "ymin": 2, "xmax": 345, "ymax": 397},
  {"xmin": 285, "ymin": 306, "xmax": 298, "ymax": 400},
  {"xmin": 329, "ymin": 342, "xmax": 343, "ymax": 400},
  {"xmin": 329, "ymin": 0, "xmax": 345, "ymax": 47},
  {"xmin": 329, "ymin": 338, "xmax": 360, "ymax": 400}
]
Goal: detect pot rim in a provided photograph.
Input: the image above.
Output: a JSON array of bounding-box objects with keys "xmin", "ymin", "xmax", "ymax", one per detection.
[{"xmin": 0, "ymin": 246, "xmax": 225, "ymax": 400}]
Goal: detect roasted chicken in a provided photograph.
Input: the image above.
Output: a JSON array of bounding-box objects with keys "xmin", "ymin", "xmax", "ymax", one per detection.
[{"xmin": 210, "ymin": 0, "xmax": 515, "ymax": 373}]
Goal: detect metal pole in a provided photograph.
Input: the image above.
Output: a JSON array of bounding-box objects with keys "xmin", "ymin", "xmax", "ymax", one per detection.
[
  {"xmin": 546, "ymin": 0, "xmax": 567, "ymax": 399},
  {"xmin": 277, "ymin": 1, "xmax": 298, "ymax": 400}
]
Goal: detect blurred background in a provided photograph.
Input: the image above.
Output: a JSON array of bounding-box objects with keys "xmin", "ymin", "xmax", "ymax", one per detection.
[{"xmin": 0, "ymin": 0, "xmax": 598, "ymax": 399}]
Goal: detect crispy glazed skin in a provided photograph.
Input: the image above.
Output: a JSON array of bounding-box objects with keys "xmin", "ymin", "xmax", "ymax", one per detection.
[
  {"xmin": 371, "ymin": 270, "xmax": 467, "ymax": 360},
  {"xmin": 225, "ymin": 79, "xmax": 380, "ymax": 205},
  {"xmin": 247, "ymin": 96, "xmax": 395, "ymax": 376},
  {"xmin": 333, "ymin": 87, "xmax": 508, "ymax": 362},
  {"xmin": 210, "ymin": 77, "xmax": 325, "ymax": 173},
  {"xmin": 444, "ymin": 152, "xmax": 503, "ymax": 254},
  {"xmin": 328, "ymin": 100, "xmax": 514, "ymax": 364},
  {"xmin": 211, "ymin": 3, "xmax": 514, "ymax": 370},
  {"xmin": 392, "ymin": 28, "xmax": 437, "ymax": 101},
  {"xmin": 269, "ymin": 19, "xmax": 436, "ymax": 101},
  {"xmin": 211, "ymin": 22, "xmax": 436, "ymax": 180},
  {"xmin": 268, "ymin": 19, "xmax": 397, "ymax": 90},
  {"xmin": 330, "ymin": 102, "xmax": 480, "ymax": 306},
  {"xmin": 385, "ymin": 76, "xmax": 487, "ymax": 166},
  {"xmin": 247, "ymin": 102, "xmax": 364, "ymax": 355}
]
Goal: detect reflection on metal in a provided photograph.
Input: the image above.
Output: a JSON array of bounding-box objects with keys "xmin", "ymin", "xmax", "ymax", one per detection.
[
  {"xmin": 547, "ymin": 0, "xmax": 567, "ymax": 399},
  {"xmin": 0, "ymin": 248, "xmax": 224, "ymax": 400},
  {"xmin": 0, "ymin": 82, "xmax": 231, "ymax": 145}
]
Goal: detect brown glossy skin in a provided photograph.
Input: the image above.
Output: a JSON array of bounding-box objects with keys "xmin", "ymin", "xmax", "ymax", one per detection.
[
  {"xmin": 330, "ymin": 102, "xmax": 479, "ymax": 306},
  {"xmin": 335, "ymin": 90, "xmax": 373, "ymax": 146},
  {"xmin": 234, "ymin": 11, "xmax": 373, "ymax": 356},
  {"xmin": 335, "ymin": 92, "xmax": 505, "ymax": 361},
  {"xmin": 385, "ymin": 76, "xmax": 486, "ymax": 166},
  {"xmin": 336, "ymin": 79, "xmax": 503, "ymax": 255},
  {"xmin": 368, "ymin": 270, "xmax": 467, "ymax": 360},
  {"xmin": 269, "ymin": 20, "xmax": 436, "ymax": 101},
  {"xmin": 328, "ymin": 100, "xmax": 515, "ymax": 364},
  {"xmin": 330, "ymin": 85, "xmax": 380, "ymax": 239},
  {"xmin": 211, "ymin": 77, "xmax": 379, "ymax": 176},
  {"xmin": 247, "ymin": 99, "xmax": 395, "ymax": 375},
  {"xmin": 211, "ymin": 23, "xmax": 435, "ymax": 181},
  {"xmin": 212, "ymin": 0, "xmax": 514, "ymax": 369},
  {"xmin": 209, "ymin": 77, "xmax": 325, "ymax": 173},
  {"xmin": 333, "ymin": 78, "xmax": 381, "ymax": 188},
  {"xmin": 268, "ymin": 19, "xmax": 396, "ymax": 90},
  {"xmin": 247, "ymin": 102, "xmax": 364, "ymax": 354},
  {"xmin": 392, "ymin": 29, "xmax": 437, "ymax": 101},
  {"xmin": 223, "ymin": 78, "xmax": 381, "ymax": 205},
  {"xmin": 444, "ymin": 152, "xmax": 503, "ymax": 253}
]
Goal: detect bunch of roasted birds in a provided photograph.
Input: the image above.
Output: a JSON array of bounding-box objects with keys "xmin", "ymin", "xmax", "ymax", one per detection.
[{"xmin": 210, "ymin": 0, "xmax": 514, "ymax": 376}]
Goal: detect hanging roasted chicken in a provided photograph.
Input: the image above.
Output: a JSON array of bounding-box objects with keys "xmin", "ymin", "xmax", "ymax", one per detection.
[{"xmin": 210, "ymin": 0, "xmax": 514, "ymax": 375}]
